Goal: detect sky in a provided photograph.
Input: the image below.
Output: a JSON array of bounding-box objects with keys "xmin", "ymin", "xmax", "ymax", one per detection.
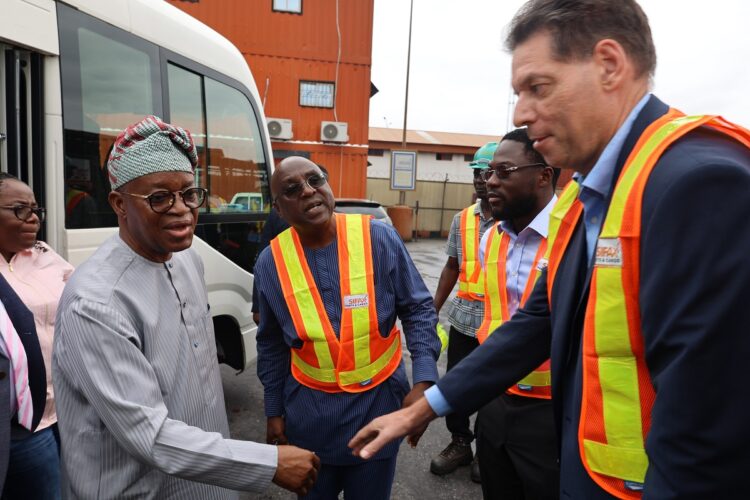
[{"xmin": 369, "ymin": 0, "xmax": 750, "ymax": 136}]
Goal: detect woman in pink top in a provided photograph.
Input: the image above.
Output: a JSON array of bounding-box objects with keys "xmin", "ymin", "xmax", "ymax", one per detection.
[{"xmin": 0, "ymin": 173, "xmax": 73, "ymax": 499}]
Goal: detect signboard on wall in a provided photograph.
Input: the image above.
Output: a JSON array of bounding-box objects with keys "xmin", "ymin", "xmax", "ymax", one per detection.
[{"xmin": 390, "ymin": 151, "xmax": 417, "ymax": 190}]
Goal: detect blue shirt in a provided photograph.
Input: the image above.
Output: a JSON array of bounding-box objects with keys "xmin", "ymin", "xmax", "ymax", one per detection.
[
  {"xmin": 254, "ymin": 219, "xmax": 440, "ymax": 464},
  {"xmin": 576, "ymin": 93, "xmax": 651, "ymax": 262},
  {"xmin": 479, "ymin": 196, "xmax": 557, "ymax": 317},
  {"xmin": 426, "ymin": 196, "xmax": 556, "ymax": 415},
  {"xmin": 426, "ymin": 93, "xmax": 651, "ymax": 416}
]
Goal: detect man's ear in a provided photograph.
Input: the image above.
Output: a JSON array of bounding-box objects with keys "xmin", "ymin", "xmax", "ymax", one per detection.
[
  {"xmin": 592, "ymin": 38, "xmax": 629, "ymax": 91},
  {"xmin": 109, "ymin": 191, "xmax": 127, "ymax": 218},
  {"xmin": 538, "ymin": 166, "xmax": 553, "ymax": 188}
]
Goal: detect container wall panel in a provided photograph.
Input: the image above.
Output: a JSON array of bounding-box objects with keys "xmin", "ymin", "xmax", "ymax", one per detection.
[
  {"xmin": 167, "ymin": 0, "xmax": 374, "ymax": 65},
  {"xmin": 169, "ymin": 0, "xmax": 374, "ymax": 199},
  {"xmin": 250, "ymin": 55, "xmax": 371, "ymax": 144}
]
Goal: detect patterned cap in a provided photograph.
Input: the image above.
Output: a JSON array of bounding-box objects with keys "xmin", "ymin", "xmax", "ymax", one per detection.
[{"xmin": 107, "ymin": 115, "xmax": 198, "ymax": 190}]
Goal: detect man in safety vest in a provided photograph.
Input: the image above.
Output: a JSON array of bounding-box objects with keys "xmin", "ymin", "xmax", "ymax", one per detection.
[
  {"xmin": 474, "ymin": 127, "xmax": 560, "ymax": 499},
  {"xmin": 430, "ymin": 142, "xmax": 496, "ymax": 481},
  {"xmin": 349, "ymin": 1, "xmax": 750, "ymax": 498},
  {"xmin": 254, "ymin": 156, "xmax": 440, "ymax": 499}
]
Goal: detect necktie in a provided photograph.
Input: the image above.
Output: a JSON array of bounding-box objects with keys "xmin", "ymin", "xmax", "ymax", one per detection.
[{"xmin": 0, "ymin": 303, "xmax": 33, "ymax": 430}]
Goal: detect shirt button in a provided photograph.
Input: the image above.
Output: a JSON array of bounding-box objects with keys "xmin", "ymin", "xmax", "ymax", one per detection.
[
  {"xmin": 168, "ymin": 263, "xmax": 173, "ymax": 269},
  {"xmin": 590, "ymin": 216, "xmax": 599, "ymax": 224},
  {"xmin": 512, "ymin": 272, "xmax": 518, "ymax": 277},
  {"xmin": 193, "ymin": 342, "xmax": 199, "ymax": 348}
]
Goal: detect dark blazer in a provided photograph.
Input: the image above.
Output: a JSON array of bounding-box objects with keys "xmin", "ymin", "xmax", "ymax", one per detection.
[
  {"xmin": 437, "ymin": 96, "xmax": 750, "ymax": 499},
  {"xmin": 0, "ymin": 273, "xmax": 47, "ymax": 490}
]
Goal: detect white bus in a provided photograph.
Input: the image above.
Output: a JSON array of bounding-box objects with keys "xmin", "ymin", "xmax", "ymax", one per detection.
[{"xmin": 0, "ymin": 0, "xmax": 273, "ymax": 370}]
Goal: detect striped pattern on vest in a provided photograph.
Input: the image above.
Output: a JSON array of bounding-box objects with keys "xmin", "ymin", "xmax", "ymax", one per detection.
[
  {"xmin": 456, "ymin": 204, "xmax": 485, "ymax": 300},
  {"xmin": 270, "ymin": 213, "xmax": 402, "ymax": 393},
  {"xmin": 546, "ymin": 110, "xmax": 750, "ymax": 499},
  {"xmin": 475, "ymin": 224, "xmax": 551, "ymax": 399}
]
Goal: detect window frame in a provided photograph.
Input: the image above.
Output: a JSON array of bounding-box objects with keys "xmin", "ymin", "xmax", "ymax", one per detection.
[
  {"xmin": 272, "ymin": 0, "xmax": 303, "ymax": 14},
  {"xmin": 299, "ymin": 80, "xmax": 335, "ymax": 108},
  {"xmin": 161, "ymin": 48, "xmax": 272, "ymax": 225}
]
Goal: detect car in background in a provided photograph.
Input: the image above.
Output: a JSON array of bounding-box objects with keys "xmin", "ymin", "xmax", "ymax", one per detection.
[{"xmin": 334, "ymin": 198, "xmax": 393, "ymax": 226}]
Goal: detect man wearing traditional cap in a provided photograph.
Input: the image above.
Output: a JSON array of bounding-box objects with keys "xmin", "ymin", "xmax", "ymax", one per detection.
[
  {"xmin": 53, "ymin": 116, "xmax": 319, "ymax": 499},
  {"xmin": 429, "ymin": 142, "xmax": 496, "ymax": 482}
]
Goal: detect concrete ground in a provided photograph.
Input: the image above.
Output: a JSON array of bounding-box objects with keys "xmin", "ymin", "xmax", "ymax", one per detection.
[{"xmin": 222, "ymin": 238, "xmax": 482, "ymax": 499}]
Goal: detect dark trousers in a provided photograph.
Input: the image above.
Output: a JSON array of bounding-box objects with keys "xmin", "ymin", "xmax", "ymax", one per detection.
[
  {"xmin": 445, "ymin": 326, "xmax": 480, "ymax": 440},
  {"xmin": 476, "ymin": 394, "xmax": 559, "ymax": 500},
  {"xmin": 301, "ymin": 456, "xmax": 398, "ymax": 500},
  {"xmin": 2, "ymin": 425, "xmax": 61, "ymax": 500}
]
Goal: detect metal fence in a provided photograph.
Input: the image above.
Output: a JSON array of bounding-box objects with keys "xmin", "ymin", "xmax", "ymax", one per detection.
[{"xmin": 366, "ymin": 177, "xmax": 475, "ymax": 238}]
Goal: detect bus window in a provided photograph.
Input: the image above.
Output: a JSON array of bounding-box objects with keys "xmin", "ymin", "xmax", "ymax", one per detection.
[
  {"xmin": 204, "ymin": 77, "xmax": 269, "ymax": 215},
  {"xmin": 167, "ymin": 64, "xmax": 208, "ymax": 197},
  {"xmin": 59, "ymin": 4, "xmax": 161, "ymax": 228}
]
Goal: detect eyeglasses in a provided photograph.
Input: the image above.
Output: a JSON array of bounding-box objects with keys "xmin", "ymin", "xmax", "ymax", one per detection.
[
  {"xmin": 0, "ymin": 205, "xmax": 46, "ymax": 222},
  {"xmin": 275, "ymin": 173, "xmax": 328, "ymax": 201},
  {"xmin": 480, "ymin": 163, "xmax": 547, "ymax": 181},
  {"xmin": 122, "ymin": 187, "xmax": 207, "ymax": 213}
]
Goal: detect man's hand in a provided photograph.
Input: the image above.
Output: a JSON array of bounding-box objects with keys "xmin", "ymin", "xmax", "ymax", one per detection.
[
  {"xmin": 267, "ymin": 416, "xmax": 288, "ymax": 445},
  {"xmin": 273, "ymin": 445, "xmax": 320, "ymax": 496},
  {"xmin": 402, "ymin": 382, "xmax": 433, "ymax": 447},
  {"xmin": 349, "ymin": 397, "xmax": 437, "ymax": 459}
]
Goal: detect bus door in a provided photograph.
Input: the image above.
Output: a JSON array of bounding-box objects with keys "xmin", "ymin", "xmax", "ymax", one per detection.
[{"xmin": 0, "ymin": 44, "xmax": 46, "ymax": 241}]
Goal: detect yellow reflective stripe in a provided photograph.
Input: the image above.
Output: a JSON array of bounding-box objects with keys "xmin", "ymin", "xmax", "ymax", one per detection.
[
  {"xmin": 291, "ymin": 351, "xmax": 336, "ymax": 383},
  {"xmin": 546, "ymin": 182, "xmax": 580, "ymax": 258},
  {"xmin": 583, "ymin": 439, "xmax": 649, "ymax": 483},
  {"xmin": 277, "ymin": 231, "xmax": 335, "ymax": 371},
  {"xmin": 518, "ymin": 369, "xmax": 551, "ymax": 387},
  {"xmin": 459, "ymin": 204, "xmax": 484, "ymax": 295},
  {"xmin": 338, "ymin": 335, "xmax": 401, "ymax": 385},
  {"xmin": 463, "ymin": 203, "xmax": 479, "ymax": 281},
  {"xmin": 601, "ymin": 115, "xmax": 706, "ymax": 238},
  {"xmin": 594, "ymin": 267, "xmax": 643, "ymax": 462},
  {"xmin": 345, "ymin": 215, "xmax": 372, "ymax": 369},
  {"xmin": 483, "ymin": 229, "xmax": 504, "ymax": 333},
  {"xmin": 588, "ymin": 116, "xmax": 710, "ymax": 482}
]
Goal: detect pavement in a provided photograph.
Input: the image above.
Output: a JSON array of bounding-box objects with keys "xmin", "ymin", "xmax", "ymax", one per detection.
[{"xmin": 222, "ymin": 238, "xmax": 482, "ymax": 499}]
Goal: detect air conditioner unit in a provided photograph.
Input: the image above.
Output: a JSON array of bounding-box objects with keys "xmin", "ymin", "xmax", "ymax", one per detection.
[
  {"xmin": 267, "ymin": 118, "xmax": 293, "ymax": 140},
  {"xmin": 320, "ymin": 121, "xmax": 349, "ymax": 143}
]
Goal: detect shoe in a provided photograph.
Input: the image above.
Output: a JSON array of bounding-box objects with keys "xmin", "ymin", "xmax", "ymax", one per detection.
[
  {"xmin": 470, "ymin": 456, "xmax": 481, "ymax": 483},
  {"xmin": 430, "ymin": 437, "xmax": 473, "ymax": 475}
]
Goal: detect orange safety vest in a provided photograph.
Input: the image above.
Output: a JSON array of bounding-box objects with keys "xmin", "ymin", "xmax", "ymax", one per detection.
[
  {"xmin": 476, "ymin": 223, "xmax": 551, "ymax": 398},
  {"xmin": 546, "ymin": 111, "xmax": 750, "ymax": 499},
  {"xmin": 270, "ymin": 213, "xmax": 403, "ymax": 393},
  {"xmin": 456, "ymin": 203, "xmax": 485, "ymax": 301}
]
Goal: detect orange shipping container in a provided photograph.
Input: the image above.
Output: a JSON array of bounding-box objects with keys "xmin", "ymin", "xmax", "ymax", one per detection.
[{"xmin": 168, "ymin": 0, "xmax": 374, "ymax": 198}]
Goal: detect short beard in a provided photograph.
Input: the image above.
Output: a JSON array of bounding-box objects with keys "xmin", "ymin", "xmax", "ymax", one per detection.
[{"xmin": 491, "ymin": 193, "xmax": 537, "ymax": 222}]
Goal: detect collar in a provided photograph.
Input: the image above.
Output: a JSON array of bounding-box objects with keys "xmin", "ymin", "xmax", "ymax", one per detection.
[
  {"xmin": 473, "ymin": 199, "xmax": 491, "ymax": 221},
  {"xmin": 576, "ymin": 92, "xmax": 652, "ymax": 198},
  {"xmin": 499, "ymin": 194, "xmax": 558, "ymax": 239}
]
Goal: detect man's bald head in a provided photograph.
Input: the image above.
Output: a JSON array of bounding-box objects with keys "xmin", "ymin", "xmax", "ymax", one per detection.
[
  {"xmin": 271, "ymin": 157, "xmax": 324, "ymax": 199},
  {"xmin": 271, "ymin": 156, "xmax": 335, "ymax": 235}
]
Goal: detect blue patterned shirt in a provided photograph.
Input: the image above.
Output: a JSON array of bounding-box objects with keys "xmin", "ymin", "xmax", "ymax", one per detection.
[{"xmin": 254, "ymin": 219, "xmax": 440, "ymax": 464}]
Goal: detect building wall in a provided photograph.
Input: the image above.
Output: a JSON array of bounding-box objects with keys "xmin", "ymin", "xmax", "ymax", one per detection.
[
  {"xmin": 168, "ymin": 0, "xmax": 374, "ymax": 198},
  {"xmin": 368, "ymin": 150, "xmax": 476, "ymax": 184}
]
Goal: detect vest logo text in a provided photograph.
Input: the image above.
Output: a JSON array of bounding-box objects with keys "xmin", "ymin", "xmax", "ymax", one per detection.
[
  {"xmin": 343, "ymin": 294, "xmax": 369, "ymax": 309},
  {"xmin": 595, "ymin": 238, "xmax": 623, "ymax": 267}
]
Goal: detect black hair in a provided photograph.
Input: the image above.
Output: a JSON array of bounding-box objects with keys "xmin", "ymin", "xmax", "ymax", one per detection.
[{"xmin": 501, "ymin": 128, "xmax": 562, "ymax": 188}]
